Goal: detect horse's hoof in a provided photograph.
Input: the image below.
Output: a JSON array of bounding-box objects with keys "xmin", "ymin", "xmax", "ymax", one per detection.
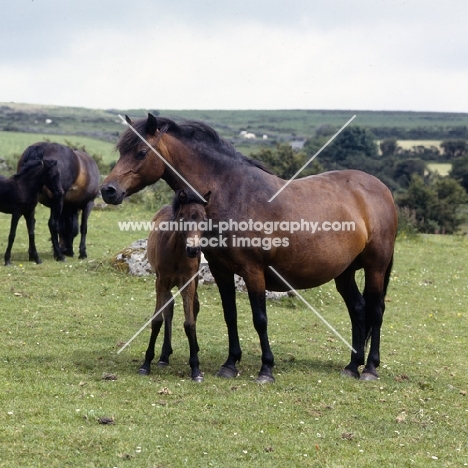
[
  {"xmin": 78, "ymin": 255, "xmax": 87, "ymax": 260},
  {"xmin": 341, "ymin": 368, "xmax": 360, "ymax": 379},
  {"xmin": 55, "ymin": 256, "xmax": 66, "ymax": 262},
  {"xmin": 360, "ymin": 372, "xmax": 379, "ymax": 381},
  {"xmin": 216, "ymin": 366, "xmax": 239, "ymax": 379},
  {"xmin": 256, "ymin": 373, "xmax": 275, "ymax": 384},
  {"xmin": 157, "ymin": 360, "xmax": 169, "ymax": 368},
  {"xmin": 138, "ymin": 367, "xmax": 150, "ymax": 376},
  {"xmin": 192, "ymin": 375, "xmax": 204, "ymax": 383}
]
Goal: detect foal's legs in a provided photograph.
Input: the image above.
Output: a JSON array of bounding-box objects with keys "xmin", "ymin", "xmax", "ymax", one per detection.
[
  {"xmin": 181, "ymin": 280, "xmax": 203, "ymax": 382},
  {"xmin": 139, "ymin": 278, "xmax": 174, "ymax": 375},
  {"xmin": 4, "ymin": 213, "xmax": 20, "ymax": 266},
  {"xmin": 158, "ymin": 296, "xmax": 174, "ymax": 366},
  {"xmin": 25, "ymin": 210, "xmax": 41, "ymax": 264}
]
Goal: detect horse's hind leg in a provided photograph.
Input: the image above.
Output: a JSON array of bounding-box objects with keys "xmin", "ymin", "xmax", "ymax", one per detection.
[
  {"xmin": 335, "ymin": 267, "xmax": 366, "ymax": 379},
  {"xmin": 78, "ymin": 201, "xmax": 94, "ymax": 259},
  {"xmin": 139, "ymin": 279, "xmax": 173, "ymax": 375},
  {"xmin": 25, "ymin": 210, "xmax": 42, "ymax": 264},
  {"xmin": 360, "ymin": 257, "xmax": 393, "ymax": 380},
  {"xmin": 49, "ymin": 198, "xmax": 65, "ymax": 261},
  {"xmin": 181, "ymin": 281, "xmax": 203, "ymax": 382},
  {"xmin": 4, "ymin": 214, "xmax": 20, "ymax": 266}
]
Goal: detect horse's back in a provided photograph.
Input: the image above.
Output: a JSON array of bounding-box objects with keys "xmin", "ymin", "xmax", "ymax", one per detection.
[
  {"xmin": 65, "ymin": 150, "xmax": 100, "ymax": 205},
  {"xmin": 19, "ymin": 142, "xmax": 100, "ymax": 207}
]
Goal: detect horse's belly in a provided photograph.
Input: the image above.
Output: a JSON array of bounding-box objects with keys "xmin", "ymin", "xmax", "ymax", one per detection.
[{"xmin": 264, "ymin": 263, "xmax": 350, "ymax": 291}]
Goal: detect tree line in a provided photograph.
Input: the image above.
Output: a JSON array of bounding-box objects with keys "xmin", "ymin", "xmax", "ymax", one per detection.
[{"xmin": 252, "ymin": 127, "xmax": 468, "ymax": 234}]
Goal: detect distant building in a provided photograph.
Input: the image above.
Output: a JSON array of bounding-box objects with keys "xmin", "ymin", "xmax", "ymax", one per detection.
[{"xmin": 290, "ymin": 140, "xmax": 306, "ymax": 150}]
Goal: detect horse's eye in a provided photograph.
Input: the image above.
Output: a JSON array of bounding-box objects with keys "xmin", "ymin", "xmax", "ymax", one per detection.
[{"xmin": 136, "ymin": 149, "xmax": 148, "ymax": 159}]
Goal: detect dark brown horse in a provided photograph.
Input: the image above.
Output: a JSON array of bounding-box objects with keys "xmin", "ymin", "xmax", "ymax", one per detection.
[
  {"xmin": 101, "ymin": 114, "xmax": 397, "ymax": 383},
  {"xmin": 0, "ymin": 147, "xmax": 59, "ymax": 265},
  {"xmin": 140, "ymin": 188, "xmax": 211, "ymax": 382},
  {"xmin": 18, "ymin": 143, "xmax": 100, "ymax": 261}
]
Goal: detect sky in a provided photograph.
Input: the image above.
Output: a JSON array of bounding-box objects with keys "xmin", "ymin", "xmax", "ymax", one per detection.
[{"xmin": 0, "ymin": 0, "xmax": 467, "ymax": 112}]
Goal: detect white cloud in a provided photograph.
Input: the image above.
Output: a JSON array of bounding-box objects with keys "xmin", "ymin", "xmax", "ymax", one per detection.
[{"xmin": 0, "ymin": 0, "xmax": 467, "ymax": 112}]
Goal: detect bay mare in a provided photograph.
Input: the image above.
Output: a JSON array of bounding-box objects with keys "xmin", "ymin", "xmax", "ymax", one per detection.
[
  {"xmin": 101, "ymin": 114, "xmax": 398, "ymax": 383},
  {"xmin": 18, "ymin": 143, "xmax": 100, "ymax": 261},
  {"xmin": 141, "ymin": 189, "xmax": 211, "ymax": 382}
]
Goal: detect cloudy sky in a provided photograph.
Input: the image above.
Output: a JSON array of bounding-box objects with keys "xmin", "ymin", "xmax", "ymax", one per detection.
[{"xmin": 0, "ymin": 0, "xmax": 467, "ymax": 112}]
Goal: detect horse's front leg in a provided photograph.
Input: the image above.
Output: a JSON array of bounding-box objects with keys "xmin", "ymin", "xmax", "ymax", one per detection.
[
  {"xmin": 4, "ymin": 213, "xmax": 20, "ymax": 266},
  {"xmin": 181, "ymin": 281, "xmax": 203, "ymax": 382},
  {"xmin": 78, "ymin": 201, "xmax": 94, "ymax": 259},
  {"xmin": 210, "ymin": 265, "xmax": 241, "ymax": 378},
  {"xmin": 49, "ymin": 198, "xmax": 65, "ymax": 261},
  {"xmin": 244, "ymin": 272, "xmax": 275, "ymax": 384},
  {"xmin": 25, "ymin": 210, "xmax": 42, "ymax": 264}
]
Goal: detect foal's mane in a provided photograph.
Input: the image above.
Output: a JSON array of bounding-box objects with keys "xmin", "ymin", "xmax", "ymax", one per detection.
[
  {"xmin": 14, "ymin": 145, "xmax": 44, "ymax": 179},
  {"xmin": 171, "ymin": 189, "xmax": 205, "ymax": 217},
  {"xmin": 117, "ymin": 115, "xmax": 273, "ymax": 175}
]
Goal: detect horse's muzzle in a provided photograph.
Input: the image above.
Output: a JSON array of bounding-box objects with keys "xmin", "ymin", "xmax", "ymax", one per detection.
[
  {"xmin": 101, "ymin": 183, "xmax": 126, "ymax": 205},
  {"xmin": 186, "ymin": 245, "xmax": 201, "ymax": 258}
]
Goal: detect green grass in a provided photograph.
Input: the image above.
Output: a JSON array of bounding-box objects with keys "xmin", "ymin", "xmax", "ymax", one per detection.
[
  {"xmin": 3, "ymin": 102, "xmax": 468, "ymax": 144},
  {"xmin": 0, "ymin": 203, "xmax": 467, "ymax": 467},
  {"xmin": 0, "ymin": 131, "xmax": 118, "ymax": 168}
]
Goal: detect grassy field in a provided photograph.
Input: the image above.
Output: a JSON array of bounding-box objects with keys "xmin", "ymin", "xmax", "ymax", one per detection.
[
  {"xmin": 2, "ymin": 102, "xmax": 468, "ymax": 144},
  {"xmin": 427, "ymin": 163, "xmax": 452, "ymax": 176},
  {"xmin": 0, "ymin": 131, "xmax": 117, "ymax": 170},
  {"xmin": 0, "ymin": 201, "xmax": 467, "ymax": 467},
  {"xmin": 397, "ymin": 140, "xmax": 442, "ymax": 150}
]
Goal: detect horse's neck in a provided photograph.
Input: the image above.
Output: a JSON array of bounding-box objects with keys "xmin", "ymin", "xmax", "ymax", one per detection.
[
  {"xmin": 20, "ymin": 170, "xmax": 45, "ymax": 194},
  {"xmin": 161, "ymin": 145, "xmax": 274, "ymax": 196}
]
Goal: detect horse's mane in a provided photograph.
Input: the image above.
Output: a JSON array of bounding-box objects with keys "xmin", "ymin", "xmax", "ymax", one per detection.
[
  {"xmin": 14, "ymin": 145, "xmax": 44, "ymax": 179},
  {"xmin": 117, "ymin": 116, "xmax": 273, "ymax": 175}
]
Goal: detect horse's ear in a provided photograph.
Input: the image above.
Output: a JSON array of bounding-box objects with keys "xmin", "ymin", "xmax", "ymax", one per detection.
[
  {"xmin": 178, "ymin": 190, "xmax": 187, "ymax": 204},
  {"xmin": 125, "ymin": 115, "xmax": 132, "ymax": 125},
  {"xmin": 146, "ymin": 113, "xmax": 158, "ymax": 135},
  {"xmin": 203, "ymin": 191, "xmax": 212, "ymax": 205}
]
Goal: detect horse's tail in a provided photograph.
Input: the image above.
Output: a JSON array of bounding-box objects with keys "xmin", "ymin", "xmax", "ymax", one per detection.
[{"xmin": 383, "ymin": 254, "xmax": 394, "ymax": 298}]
